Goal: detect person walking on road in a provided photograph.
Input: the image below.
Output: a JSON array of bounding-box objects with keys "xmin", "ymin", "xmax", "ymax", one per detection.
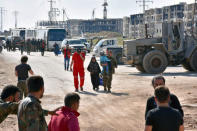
[
  {"xmin": 145, "ymin": 86, "xmax": 184, "ymax": 131},
  {"xmin": 26, "ymin": 39, "xmax": 31, "ymax": 55},
  {"xmin": 53, "ymin": 42, "xmax": 60, "ymax": 56},
  {"xmin": 70, "ymin": 48, "xmax": 85, "ymax": 92},
  {"xmin": 15, "ymin": 56, "xmax": 34, "ymax": 99},
  {"xmin": 20, "ymin": 40, "xmax": 25, "ymax": 55},
  {"xmin": 87, "ymin": 55, "xmax": 101, "ymax": 91},
  {"xmin": 48, "ymin": 93, "xmax": 80, "ymax": 131},
  {"xmin": 63, "ymin": 44, "xmax": 71, "ymax": 71},
  {"xmin": 17, "ymin": 76, "xmax": 61, "ymax": 131},
  {"xmin": 101, "ymin": 50, "xmax": 117, "ymax": 93},
  {"xmin": 40, "ymin": 40, "xmax": 45, "ymax": 56},
  {"xmin": 0, "ymin": 85, "xmax": 20, "ymax": 124},
  {"xmin": 145, "ymin": 75, "xmax": 184, "ymax": 119}
]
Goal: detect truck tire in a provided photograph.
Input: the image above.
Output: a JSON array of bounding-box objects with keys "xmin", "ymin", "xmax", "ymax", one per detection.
[
  {"xmin": 136, "ymin": 65, "xmax": 146, "ymax": 73},
  {"xmin": 143, "ymin": 50, "xmax": 168, "ymax": 74},
  {"xmin": 190, "ymin": 50, "xmax": 197, "ymax": 71},
  {"xmin": 182, "ymin": 60, "xmax": 194, "ymax": 71}
]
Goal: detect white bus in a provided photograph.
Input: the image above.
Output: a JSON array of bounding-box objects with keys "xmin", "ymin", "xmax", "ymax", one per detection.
[
  {"xmin": 36, "ymin": 28, "xmax": 66, "ymax": 50},
  {"xmin": 25, "ymin": 29, "xmax": 36, "ymax": 41},
  {"xmin": 11, "ymin": 28, "xmax": 26, "ymax": 40}
]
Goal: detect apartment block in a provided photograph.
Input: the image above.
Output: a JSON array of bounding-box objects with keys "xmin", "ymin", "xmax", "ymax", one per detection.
[
  {"xmin": 123, "ymin": 2, "xmax": 187, "ymax": 39},
  {"xmin": 129, "ymin": 14, "xmax": 145, "ymax": 39}
]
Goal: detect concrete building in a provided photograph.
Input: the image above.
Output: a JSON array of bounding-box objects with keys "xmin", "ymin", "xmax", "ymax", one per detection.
[
  {"xmin": 163, "ymin": 2, "xmax": 185, "ymax": 22},
  {"xmin": 123, "ymin": 2, "xmax": 187, "ymax": 39},
  {"xmin": 36, "ymin": 18, "xmax": 123, "ymax": 38},
  {"xmin": 79, "ymin": 18, "xmax": 123, "ymax": 35},
  {"xmin": 145, "ymin": 8, "xmax": 163, "ymax": 37},
  {"xmin": 184, "ymin": 3, "xmax": 197, "ymax": 33},
  {"xmin": 129, "ymin": 14, "xmax": 145, "ymax": 39},
  {"xmin": 123, "ymin": 17, "xmax": 130, "ymax": 38}
]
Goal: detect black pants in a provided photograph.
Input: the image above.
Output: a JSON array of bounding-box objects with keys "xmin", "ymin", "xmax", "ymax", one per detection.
[{"xmin": 90, "ymin": 73, "xmax": 100, "ymax": 89}]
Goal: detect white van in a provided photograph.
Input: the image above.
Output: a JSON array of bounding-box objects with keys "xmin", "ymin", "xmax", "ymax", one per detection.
[{"xmin": 93, "ymin": 39, "xmax": 118, "ymax": 56}]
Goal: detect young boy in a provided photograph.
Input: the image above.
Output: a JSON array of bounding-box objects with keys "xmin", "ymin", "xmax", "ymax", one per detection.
[{"xmin": 100, "ymin": 51, "xmax": 111, "ymax": 75}]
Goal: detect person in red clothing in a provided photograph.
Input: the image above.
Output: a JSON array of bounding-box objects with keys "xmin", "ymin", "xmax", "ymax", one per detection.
[
  {"xmin": 48, "ymin": 93, "xmax": 80, "ymax": 131},
  {"xmin": 40, "ymin": 40, "xmax": 45, "ymax": 56},
  {"xmin": 70, "ymin": 48, "xmax": 85, "ymax": 92},
  {"xmin": 63, "ymin": 44, "xmax": 71, "ymax": 71}
]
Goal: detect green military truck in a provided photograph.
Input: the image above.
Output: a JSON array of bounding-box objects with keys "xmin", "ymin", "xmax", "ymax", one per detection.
[{"xmin": 123, "ymin": 22, "xmax": 197, "ymax": 74}]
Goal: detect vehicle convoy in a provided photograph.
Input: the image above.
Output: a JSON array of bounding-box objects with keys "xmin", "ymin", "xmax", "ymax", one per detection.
[
  {"xmin": 123, "ymin": 22, "xmax": 197, "ymax": 74},
  {"xmin": 61, "ymin": 39, "xmax": 86, "ymax": 53},
  {"xmin": 93, "ymin": 38, "xmax": 118, "ymax": 56},
  {"xmin": 11, "ymin": 28, "xmax": 66, "ymax": 50}
]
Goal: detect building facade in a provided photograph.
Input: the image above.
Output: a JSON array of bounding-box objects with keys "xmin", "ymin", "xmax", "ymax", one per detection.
[{"xmin": 124, "ymin": 2, "xmax": 193, "ymax": 39}]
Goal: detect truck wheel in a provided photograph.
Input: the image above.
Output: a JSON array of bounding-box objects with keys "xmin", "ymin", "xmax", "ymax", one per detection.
[
  {"xmin": 143, "ymin": 50, "xmax": 168, "ymax": 74},
  {"xmin": 136, "ymin": 65, "xmax": 146, "ymax": 73},
  {"xmin": 190, "ymin": 50, "xmax": 197, "ymax": 71},
  {"xmin": 182, "ymin": 60, "xmax": 194, "ymax": 71}
]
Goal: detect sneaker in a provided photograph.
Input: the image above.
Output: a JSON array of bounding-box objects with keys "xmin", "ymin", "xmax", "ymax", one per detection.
[
  {"xmin": 107, "ymin": 89, "xmax": 111, "ymax": 93},
  {"xmin": 80, "ymin": 87, "xmax": 83, "ymax": 91},
  {"xmin": 95, "ymin": 87, "xmax": 99, "ymax": 91},
  {"xmin": 75, "ymin": 89, "xmax": 79, "ymax": 92}
]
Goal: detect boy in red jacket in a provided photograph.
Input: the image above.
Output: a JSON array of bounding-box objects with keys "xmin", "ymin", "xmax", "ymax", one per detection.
[{"xmin": 48, "ymin": 93, "xmax": 80, "ymax": 131}]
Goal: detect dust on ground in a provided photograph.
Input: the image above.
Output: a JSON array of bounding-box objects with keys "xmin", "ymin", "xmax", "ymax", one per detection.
[{"xmin": 0, "ymin": 54, "xmax": 197, "ymax": 131}]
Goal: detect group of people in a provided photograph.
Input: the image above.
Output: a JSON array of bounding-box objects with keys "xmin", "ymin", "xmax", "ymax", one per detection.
[
  {"xmin": 0, "ymin": 48, "xmax": 185, "ymax": 131},
  {"xmin": 62, "ymin": 44, "xmax": 117, "ymax": 93},
  {"xmin": 4, "ymin": 39, "xmax": 46, "ymax": 56},
  {"xmin": 0, "ymin": 55, "xmax": 81, "ymax": 130}
]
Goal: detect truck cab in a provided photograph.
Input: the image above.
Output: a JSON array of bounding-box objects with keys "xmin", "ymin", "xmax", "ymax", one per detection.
[{"xmin": 93, "ymin": 39, "xmax": 118, "ymax": 56}]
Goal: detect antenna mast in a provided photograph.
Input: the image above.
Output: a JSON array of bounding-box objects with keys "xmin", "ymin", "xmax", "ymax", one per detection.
[
  {"xmin": 102, "ymin": 0, "xmax": 108, "ymax": 19},
  {"xmin": 48, "ymin": 0, "xmax": 60, "ymax": 21},
  {"xmin": 136, "ymin": 0, "xmax": 153, "ymax": 13}
]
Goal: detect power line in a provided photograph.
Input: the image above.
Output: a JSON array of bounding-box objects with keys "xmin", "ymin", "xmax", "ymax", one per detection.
[{"xmin": 136, "ymin": 0, "xmax": 153, "ymax": 13}]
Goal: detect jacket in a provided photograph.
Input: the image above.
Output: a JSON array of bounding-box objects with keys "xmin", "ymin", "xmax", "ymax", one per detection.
[{"xmin": 48, "ymin": 106, "xmax": 80, "ymax": 131}]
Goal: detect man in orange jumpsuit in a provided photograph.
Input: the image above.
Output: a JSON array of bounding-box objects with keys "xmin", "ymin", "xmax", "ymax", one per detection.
[{"xmin": 70, "ymin": 48, "xmax": 85, "ymax": 92}]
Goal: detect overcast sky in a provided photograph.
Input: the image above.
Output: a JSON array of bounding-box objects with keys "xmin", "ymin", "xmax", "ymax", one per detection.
[{"xmin": 0, "ymin": 0, "xmax": 194, "ymax": 30}]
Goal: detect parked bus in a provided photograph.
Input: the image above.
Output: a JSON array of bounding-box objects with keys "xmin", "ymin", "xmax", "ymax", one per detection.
[
  {"xmin": 11, "ymin": 28, "xmax": 25, "ymax": 40},
  {"xmin": 36, "ymin": 28, "xmax": 66, "ymax": 50}
]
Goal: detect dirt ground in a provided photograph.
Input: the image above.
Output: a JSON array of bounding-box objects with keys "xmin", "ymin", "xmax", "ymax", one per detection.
[{"xmin": 0, "ymin": 52, "xmax": 197, "ymax": 131}]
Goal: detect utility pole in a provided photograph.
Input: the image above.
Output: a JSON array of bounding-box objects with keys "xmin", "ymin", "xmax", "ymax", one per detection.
[
  {"xmin": 13, "ymin": 11, "xmax": 19, "ymax": 29},
  {"xmin": 92, "ymin": 8, "xmax": 96, "ymax": 20},
  {"xmin": 0, "ymin": 7, "xmax": 6, "ymax": 32},
  {"xmin": 136, "ymin": 0, "xmax": 153, "ymax": 13}
]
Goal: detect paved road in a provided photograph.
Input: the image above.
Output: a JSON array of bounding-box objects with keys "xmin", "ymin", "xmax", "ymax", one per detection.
[{"xmin": 1, "ymin": 50, "xmax": 197, "ymax": 131}]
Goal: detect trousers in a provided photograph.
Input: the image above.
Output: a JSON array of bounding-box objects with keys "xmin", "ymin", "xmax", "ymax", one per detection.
[
  {"xmin": 17, "ymin": 80, "xmax": 28, "ymax": 99},
  {"xmin": 73, "ymin": 67, "xmax": 84, "ymax": 89},
  {"xmin": 103, "ymin": 72, "xmax": 113, "ymax": 90},
  {"xmin": 90, "ymin": 73, "xmax": 100, "ymax": 88},
  {"xmin": 64, "ymin": 57, "xmax": 70, "ymax": 70}
]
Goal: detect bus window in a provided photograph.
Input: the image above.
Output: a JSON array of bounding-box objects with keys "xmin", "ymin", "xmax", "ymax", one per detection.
[{"xmin": 48, "ymin": 29, "xmax": 66, "ymax": 41}]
